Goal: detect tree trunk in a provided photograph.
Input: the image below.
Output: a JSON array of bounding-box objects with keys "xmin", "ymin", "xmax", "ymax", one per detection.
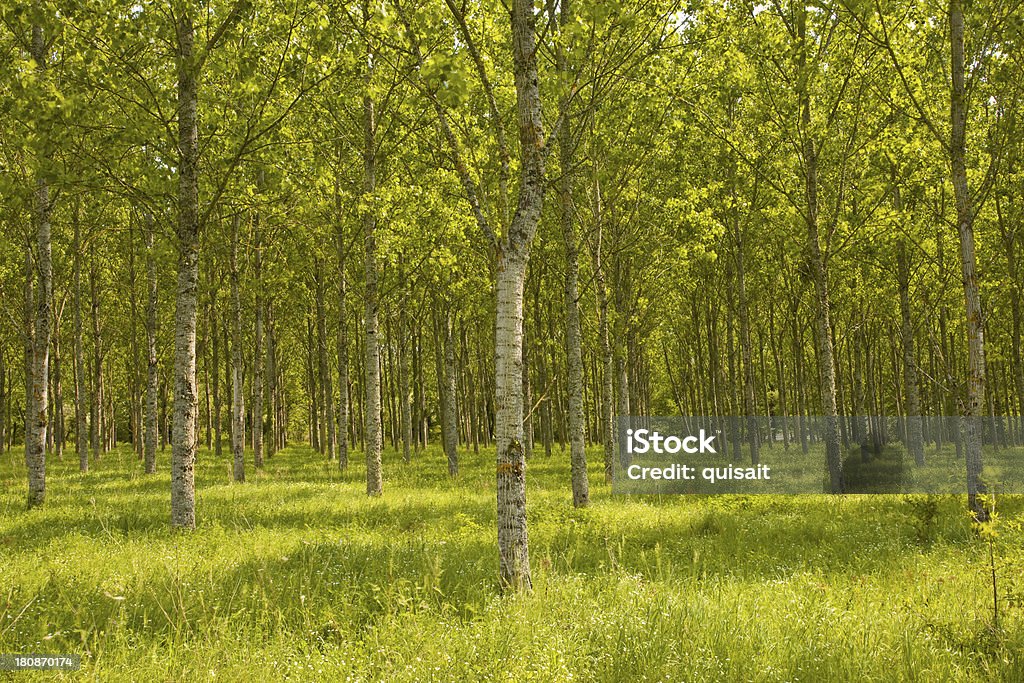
[
  {"xmin": 212, "ymin": 292, "xmax": 222, "ymax": 457},
  {"xmin": 24, "ymin": 241, "xmax": 34, "ymax": 467},
  {"xmin": 399, "ymin": 283, "xmax": 413, "ymax": 464},
  {"xmin": 735, "ymin": 204, "xmax": 759, "ymax": 466},
  {"xmin": 522, "ymin": 321, "xmax": 533, "ymax": 458},
  {"xmin": 897, "ymin": 236, "xmax": 924, "ymax": 465},
  {"xmin": 555, "ymin": 0, "xmax": 588, "ymax": 507},
  {"xmin": 73, "ymin": 202, "xmax": 88, "ymax": 472},
  {"xmin": 307, "ymin": 315, "xmax": 319, "ymax": 451},
  {"xmin": 144, "ymin": 213, "xmax": 158, "ymax": 474},
  {"xmin": 363, "ymin": 53, "xmax": 383, "ymax": 496},
  {"xmin": 90, "ymin": 252, "xmax": 102, "ymax": 461},
  {"xmin": 336, "ymin": 208, "xmax": 349, "ymax": 471},
  {"xmin": 495, "ymin": 0, "xmax": 546, "ymax": 591},
  {"xmin": 442, "ymin": 309, "xmax": 459, "ymax": 476},
  {"xmin": 25, "ymin": 20, "xmax": 51, "ymax": 508},
  {"xmin": 127, "ymin": 223, "xmax": 141, "ymax": 459},
  {"xmin": 203, "ymin": 295, "xmax": 212, "ymax": 451},
  {"xmin": 171, "ymin": 9, "xmax": 200, "ymax": 528},
  {"xmin": 950, "ymin": 0, "xmax": 986, "ymax": 518},
  {"xmin": 593, "ymin": 188, "xmax": 614, "ymax": 483},
  {"xmin": 253, "ymin": 188, "xmax": 264, "ymax": 468},
  {"xmin": 533, "ymin": 279, "xmax": 552, "ymax": 458},
  {"xmin": 230, "ymin": 217, "xmax": 245, "ymax": 483},
  {"xmin": 798, "ymin": 6, "xmax": 842, "ymax": 492},
  {"xmin": 52, "ymin": 314, "xmax": 63, "ymax": 461},
  {"xmin": 769, "ymin": 306, "xmax": 790, "ymax": 447},
  {"xmin": 266, "ymin": 303, "xmax": 278, "ymax": 458},
  {"xmin": 315, "ymin": 262, "xmax": 335, "ymax": 462},
  {"xmin": 495, "ymin": 250, "xmax": 531, "ymax": 589}
]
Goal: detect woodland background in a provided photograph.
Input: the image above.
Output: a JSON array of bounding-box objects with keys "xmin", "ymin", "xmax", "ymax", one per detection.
[{"xmin": 1, "ymin": 0, "xmax": 1024, "ymax": 679}]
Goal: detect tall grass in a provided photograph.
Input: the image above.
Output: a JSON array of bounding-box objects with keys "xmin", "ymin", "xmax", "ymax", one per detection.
[{"xmin": 1, "ymin": 443, "xmax": 1022, "ymax": 681}]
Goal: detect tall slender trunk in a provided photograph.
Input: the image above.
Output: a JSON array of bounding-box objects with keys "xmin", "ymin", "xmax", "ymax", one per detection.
[
  {"xmin": 315, "ymin": 263, "xmax": 335, "ymax": 461},
  {"xmin": 416, "ymin": 327, "xmax": 427, "ymax": 449},
  {"xmin": 532, "ymin": 278, "xmax": 552, "ymax": 457},
  {"xmin": 90, "ymin": 252, "xmax": 102, "ymax": 461},
  {"xmin": 24, "ymin": 241, "xmax": 34, "ymax": 465},
  {"xmin": 593, "ymin": 181, "xmax": 614, "ymax": 483},
  {"xmin": 522, "ymin": 320, "xmax": 533, "ymax": 458},
  {"xmin": 336, "ymin": 202, "xmax": 349, "ymax": 471},
  {"xmin": 144, "ymin": 213, "xmax": 158, "ymax": 473},
  {"xmin": 52, "ymin": 315, "xmax": 63, "ymax": 460},
  {"xmin": 897, "ymin": 235, "xmax": 924, "ymax": 465},
  {"xmin": 727, "ymin": 296, "xmax": 741, "ymax": 461},
  {"xmin": 798, "ymin": 7, "xmax": 841, "ymax": 492},
  {"xmin": 615, "ymin": 262, "xmax": 632, "ymax": 432},
  {"xmin": 127, "ymin": 223, "xmax": 141, "ymax": 459},
  {"xmin": 950, "ymin": 0, "xmax": 986, "ymax": 518},
  {"xmin": 171, "ymin": 8, "xmax": 200, "ymax": 528},
  {"xmin": 734, "ymin": 196, "xmax": 759, "ymax": 466},
  {"xmin": 266, "ymin": 304, "xmax": 278, "ymax": 458},
  {"xmin": 203, "ymin": 305, "xmax": 212, "ymax": 450},
  {"xmin": 73, "ymin": 202, "xmax": 88, "ymax": 472},
  {"xmin": 363, "ymin": 44, "xmax": 383, "ymax": 496},
  {"xmin": 25, "ymin": 19, "xmax": 51, "ymax": 507},
  {"xmin": 769, "ymin": 305, "xmax": 789, "ymax": 447},
  {"xmin": 252, "ymin": 292, "xmax": 264, "ymax": 467},
  {"xmin": 442, "ymin": 309, "xmax": 459, "ymax": 476},
  {"xmin": 399, "ymin": 283, "xmax": 413, "ymax": 464},
  {"xmin": 253, "ymin": 186, "xmax": 264, "ymax": 468},
  {"xmin": 555, "ymin": 0, "xmax": 588, "ymax": 508},
  {"xmin": 212, "ymin": 292, "xmax": 222, "ymax": 456},
  {"xmin": 495, "ymin": 0, "xmax": 546, "ymax": 591},
  {"xmin": 230, "ymin": 216, "xmax": 245, "ymax": 483}
]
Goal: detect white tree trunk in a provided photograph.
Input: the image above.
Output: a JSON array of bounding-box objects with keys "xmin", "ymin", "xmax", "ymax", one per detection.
[
  {"xmin": 495, "ymin": 0, "xmax": 547, "ymax": 590},
  {"xmin": 26, "ymin": 20, "xmax": 51, "ymax": 509},
  {"xmin": 495, "ymin": 251, "xmax": 531, "ymax": 589},
  {"xmin": 171, "ymin": 9, "xmax": 200, "ymax": 528},
  {"xmin": 363, "ymin": 78, "xmax": 383, "ymax": 496}
]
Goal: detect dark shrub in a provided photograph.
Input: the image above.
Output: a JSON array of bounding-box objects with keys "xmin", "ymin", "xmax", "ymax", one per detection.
[{"xmin": 843, "ymin": 444, "xmax": 910, "ymax": 493}]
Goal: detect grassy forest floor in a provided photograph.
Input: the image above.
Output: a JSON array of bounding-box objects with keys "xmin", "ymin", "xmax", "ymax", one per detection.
[{"xmin": 2, "ymin": 443, "xmax": 1024, "ymax": 682}]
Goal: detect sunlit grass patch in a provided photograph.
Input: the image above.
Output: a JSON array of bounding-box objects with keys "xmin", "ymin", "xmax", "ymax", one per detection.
[{"xmin": 1, "ymin": 443, "xmax": 1022, "ymax": 681}]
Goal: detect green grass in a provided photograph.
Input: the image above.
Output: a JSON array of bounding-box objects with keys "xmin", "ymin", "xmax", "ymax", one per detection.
[{"xmin": 2, "ymin": 442, "xmax": 1024, "ymax": 681}]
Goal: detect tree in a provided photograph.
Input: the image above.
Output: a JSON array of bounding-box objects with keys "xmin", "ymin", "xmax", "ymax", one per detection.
[
  {"xmin": 170, "ymin": 0, "xmax": 249, "ymax": 528},
  {"xmin": 24, "ymin": 13, "xmax": 53, "ymax": 509}
]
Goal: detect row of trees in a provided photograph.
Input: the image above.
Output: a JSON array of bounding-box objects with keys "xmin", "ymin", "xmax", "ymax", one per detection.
[{"xmin": 1, "ymin": 0, "xmax": 1021, "ymax": 587}]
